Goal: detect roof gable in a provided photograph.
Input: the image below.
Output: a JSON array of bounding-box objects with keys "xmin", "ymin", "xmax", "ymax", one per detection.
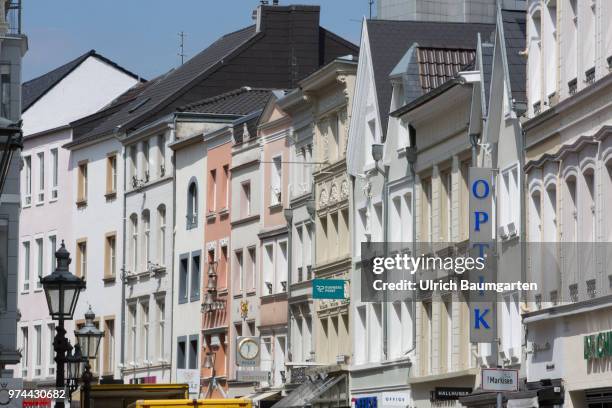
[
  {"xmin": 22, "ymin": 50, "xmax": 141, "ymax": 112},
  {"xmin": 365, "ymin": 19, "xmax": 495, "ymax": 135}
]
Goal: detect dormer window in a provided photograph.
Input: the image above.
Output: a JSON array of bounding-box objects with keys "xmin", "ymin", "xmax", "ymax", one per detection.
[{"xmin": 187, "ymin": 181, "xmax": 198, "ymax": 229}]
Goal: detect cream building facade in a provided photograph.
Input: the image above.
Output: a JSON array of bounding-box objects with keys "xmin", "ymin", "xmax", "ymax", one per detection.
[{"xmin": 522, "ymin": 0, "xmax": 612, "ymax": 406}]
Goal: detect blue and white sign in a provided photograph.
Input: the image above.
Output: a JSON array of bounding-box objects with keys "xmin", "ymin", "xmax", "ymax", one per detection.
[
  {"xmin": 312, "ymin": 279, "xmax": 346, "ymax": 299},
  {"xmin": 469, "ymin": 167, "xmax": 496, "ymax": 343}
]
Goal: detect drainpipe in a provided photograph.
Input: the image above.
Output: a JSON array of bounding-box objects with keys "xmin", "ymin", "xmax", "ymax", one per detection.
[
  {"xmin": 169, "ymin": 115, "xmax": 178, "ymax": 382},
  {"xmin": 404, "ymin": 139, "xmax": 418, "ymax": 359},
  {"xmin": 120, "ymin": 129, "xmax": 127, "ymax": 378},
  {"xmin": 284, "ymin": 207, "xmax": 293, "ymax": 366}
]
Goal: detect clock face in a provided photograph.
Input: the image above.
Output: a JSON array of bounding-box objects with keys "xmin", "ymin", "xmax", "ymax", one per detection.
[{"xmin": 238, "ymin": 338, "xmax": 259, "ymax": 360}]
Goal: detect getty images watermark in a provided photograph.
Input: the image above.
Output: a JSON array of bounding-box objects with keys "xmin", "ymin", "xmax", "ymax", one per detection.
[{"xmin": 359, "ymin": 242, "xmax": 612, "ymax": 303}]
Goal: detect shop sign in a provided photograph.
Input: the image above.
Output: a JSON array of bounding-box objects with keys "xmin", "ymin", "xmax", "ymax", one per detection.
[
  {"xmin": 432, "ymin": 387, "xmax": 472, "ymax": 401},
  {"xmin": 176, "ymin": 369, "xmax": 200, "ymax": 395},
  {"xmin": 481, "ymin": 368, "xmax": 519, "ymax": 392},
  {"xmin": 381, "ymin": 392, "xmax": 411, "ymax": 406},
  {"xmin": 313, "ymin": 279, "xmax": 346, "ymax": 299},
  {"xmin": 584, "ymin": 330, "xmax": 612, "ymax": 360},
  {"xmin": 353, "ymin": 396, "xmax": 378, "ymax": 408},
  {"xmin": 236, "ymin": 370, "xmax": 270, "ymax": 382}
]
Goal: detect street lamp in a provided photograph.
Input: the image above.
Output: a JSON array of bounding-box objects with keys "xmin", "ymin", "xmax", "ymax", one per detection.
[
  {"xmin": 74, "ymin": 306, "xmax": 104, "ymax": 408},
  {"xmin": 202, "ymin": 261, "xmax": 224, "ymax": 313},
  {"xmin": 65, "ymin": 344, "xmax": 84, "ymax": 404},
  {"xmin": 41, "ymin": 241, "xmax": 86, "ymax": 408}
]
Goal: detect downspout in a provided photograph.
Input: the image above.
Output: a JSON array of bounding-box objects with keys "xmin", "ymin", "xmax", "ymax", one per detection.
[
  {"xmin": 169, "ymin": 115, "xmax": 178, "ymax": 382},
  {"xmin": 120, "ymin": 130, "xmax": 127, "ymax": 376},
  {"xmin": 382, "ymin": 164, "xmax": 390, "ymax": 361},
  {"xmin": 403, "ymin": 138, "xmax": 418, "ymax": 359}
]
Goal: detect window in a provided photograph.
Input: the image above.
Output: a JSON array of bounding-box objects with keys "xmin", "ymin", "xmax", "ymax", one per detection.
[
  {"xmin": 106, "ymin": 154, "xmax": 117, "ymax": 195},
  {"xmin": 21, "ymin": 327, "xmax": 28, "ymax": 377},
  {"xmin": 103, "ymin": 319, "xmax": 115, "ymax": 375},
  {"xmin": 271, "ymin": 156, "xmax": 282, "ymax": 205},
  {"xmin": 500, "ymin": 165, "xmax": 519, "ymax": 233},
  {"xmin": 50, "ymin": 148, "xmax": 58, "ymax": 199},
  {"xmin": 263, "ymin": 244, "xmax": 274, "ymax": 295},
  {"xmin": 295, "ymin": 226, "xmax": 304, "ymax": 282},
  {"xmin": 36, "ymin": 238, "xmax": 43, "ymax": 288},
  {"xmin": 208, "ymin": 169, "xmax": 216, "ymax": 212},
  {"xmin": 248, "ymin": 247, "xmax": 256, "ymax": 290},
  {"xmin": 143, "ymin": 210, "xmax": 151, "ymax": 267},
  {"xmin": 188, "ymin": 335, "xmax": 198, "ymax": 369},
  {"xmin": 157, "ymin": 298, "xmax": 165, "ymax": 360},
  {"xmin": 142, "ymin": 140, "xmax": 150, "ymax": 181},
  {"xmin": 158, "ymin": 205, "xmax": 166, "ymax": 265},
  {"xmin": 34, "ymin": 325, "xmax": 42, "ymax": 377},
  {"xmin": 440, "ymin": 171, "xmax": 452, "ymax": 241},
  {"xmin": 235, "ymin": 250, "xmax": 243, "ymax": 292},
  {"xmin": 277, "ymin": 241, "xmax": 288, "ymax": 293},
  {"xmin": 48, "ymin": 235, "xmax": 56, "ymax": 272},
  {"xmin": 222, "ymin": 165, "xmax": 229, "ymax": 209},
  {"xmin": 128, "ymin": 304, "xmax": 137, "ymax": 363},
  {"xmin": 241, "ymin": 181, "xmax": 251, "ymax": 217},
  {"xmin": 129, "ymin": 146, "xmax": 137, "ymax": 183},
  {"xmin": 37, "ymin": 152, "xmax": 44, "ymax": 202},
  {"xmin": 76, "ymin": 240, "xmax": 87, "ymax": 279},
  {"xmin": 365, "ymin": 118, "xmax": 376, "ymax": 166},
  {"xmin": 545, "ymin": 3, "xmax": 557, "ymax": 98},
  {"xmin": 369, "ymin": 304, "xmax": 382, "ymax": 363},
  {"xmin": 529, "ymin": 10, "xmax": 542, "ymax": 112},
  {"xmin": 158, "ymin": 135, "xmax": 166, "ymax": 177},
  {"xmin": 105, "ymin": 233, "xmax": 117, "ymax": 279},
  {"xmin": 421, "ymin": 178, "xmax": 432, "ymax": 242},
  {"xmin": 187, "ymin": 182, "xmax": 198, "ymax": 229},
  {"xmin": 355, "ymin": 306, "xmax": 367, "ymax": 364},
  {"xmin": 179, "ymin": 256, "xmax": 188, "ymax": 304},
  {"xmin": 584, "ymin": 170, "xmax": 595, "ymax": 242},
  {"xmin": 177, "ymin": 337, "xmax": 186, "ymax": 369},
  {"xmin": 77, "ymin": 161, "xmax": 88, "ymax": 204},
  {"xmin": 141, "ymin": 302, "xmax": 149, "ymax": 362},
  {"xmin": 47, "ymin": 323, "xmax": 55, "ymax": 376},
  {"xmin": 24, "ymin": 156, "xmax": 32, "ymax": 205},
  {"xmin": 22, "ymin": 241, "xmax": 30, "ymax": 291},
  {"xmin": 0, "ymin": 63, "xmax": 10, "ymax": 117},
  {"xmin": 190, "ymin": 254, "xmax": 201, "ymax": 302},
  {"xmin": 128, "ymin": 217, "xmax": 137, "ymax": 274}
]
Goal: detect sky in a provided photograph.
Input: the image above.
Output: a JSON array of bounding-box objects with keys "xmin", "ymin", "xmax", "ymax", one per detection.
[{"xmin": 22, "ymin": 0, "xmax": 372, "ymax": 82}]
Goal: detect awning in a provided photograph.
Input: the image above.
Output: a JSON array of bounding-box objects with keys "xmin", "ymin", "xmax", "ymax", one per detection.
[
  {"xmin": 272, "ymin": 374, "xmax": 348, "ymax": 408},
  {"xmin": 252, "ymin": 390, "xmax": 281, "ymax": 403},
  {"xmin": 507, "ymin": 397, "xmax": 539, "ymax": 408}
]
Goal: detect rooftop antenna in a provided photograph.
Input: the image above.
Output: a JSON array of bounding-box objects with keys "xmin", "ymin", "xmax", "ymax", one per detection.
[
  {"xmin": 178, "ymin": 31, "xmax": 186, "ymax": 65},
  {"xmin": 369, "ymin": 0, "xmax": 374, "ymax": 19}
]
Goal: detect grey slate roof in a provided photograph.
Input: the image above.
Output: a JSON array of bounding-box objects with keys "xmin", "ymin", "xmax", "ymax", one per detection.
[
  {"xmin": 69, "ymin": 5, "xmax": 358, "ymax": 148},
  {"xmin": 70, "ymin": 25, "xmax": 259, "ymax": 144},
  {"xmin": 179, "ymin": 87, "xmax": 273, "ymax": 116},
  {"xmin": 366, "ymin": 19, "xmax": 495, "ymax": 135},
  {"xmin": 501, "ymin": 9, "xmax": 527, "ymax": 104},
  {"xmin": 21, "ymin": 49, "xmax": 141, "ymax": 112}
]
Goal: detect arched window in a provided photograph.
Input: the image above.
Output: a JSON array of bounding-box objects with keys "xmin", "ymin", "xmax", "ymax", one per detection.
[
  {"xmin": 142, "ymin": 210, "xmax": 151, "ymax": 267},
  {"xmin": 565, "ymin": 174, "xmax": 577, "ymax": 242},
  {"xmin": 543, "ymin": 184, "xmax": 557, "ymax": 241},
  {"xmin": 187, "ymin": 181, "xmax": 198, "ymax": 229},
  {"xmin": 529, "ymin": 190, "xmax": 542, "ymax": 242},
  {"xmin": 605, "ymin": 159, "xmax": 612, "ymax": 241},
  {"xmin": 130, "ymin": 214, "xmax": 138, "ymax": 272},
  {"xmin": 583, "ymin": 168, "xmax": 595, "ymax": 242},
  {"xmin": 158, "ymin": 205, "xmax": 166, "ymax": 265}
]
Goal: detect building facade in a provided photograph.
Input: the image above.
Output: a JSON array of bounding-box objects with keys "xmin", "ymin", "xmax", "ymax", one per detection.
[
  {"xmin": 0, "ymin": 0, "xmax": 26, "ymax": 378},
  {"xmin": 17, "ymin": 51, "xmax": 139, "ymax": 385},
  {"xmin": 522, "ymin": 0, "xmax": 612, "ymax": 406}
]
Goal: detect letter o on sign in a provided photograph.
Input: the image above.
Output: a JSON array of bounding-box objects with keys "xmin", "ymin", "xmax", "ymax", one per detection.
[{"xmin": 472, "ymin": 179, "xmax": 490, "ymax": 199}]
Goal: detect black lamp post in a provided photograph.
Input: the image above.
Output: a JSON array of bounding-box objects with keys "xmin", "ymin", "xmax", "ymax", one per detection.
[
  {"xmin": 41, "ymin": 241, "xmax": 86, "ymax": 408},
  {"xmin": 74, "ymin": 306, "xmax": 104, "ymax": 408},
  {"xmin": 65, "ymin": 344, "xmax": 85, "ymax": 404}
]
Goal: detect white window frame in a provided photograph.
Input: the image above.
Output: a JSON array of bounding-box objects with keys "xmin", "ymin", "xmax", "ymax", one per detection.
[
  {"xmin": 23, "ymin": 155, "xmax": 32, "ymax": 206},
  {"xmin": 50, "ymin": 148, "xmax": 58, "ymax": 200},
  {"xmin": 37, "ymin": 152, "xmax": 44, "ymax": 203}
]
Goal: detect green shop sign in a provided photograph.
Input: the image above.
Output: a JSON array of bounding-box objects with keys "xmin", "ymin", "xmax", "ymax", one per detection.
[
  {"xmin": 312, "ymin": 279, "xmax": 346, "ymax": 299},
  {"xmin": 584, "ymin": 331, "xmax": 612, "ymax": 360}
]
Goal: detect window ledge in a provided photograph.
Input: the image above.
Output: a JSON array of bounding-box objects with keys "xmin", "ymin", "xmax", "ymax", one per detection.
[
  {"xmin": 105, "ymin": 191, "xmax": 117, "ymax": 200},
  {"xmin": 206, "ymin": 211, "xmax": 216, "ymax": 221},
  {"xmin": 76, "ymin": 199, "xmax": 87, "ymax": 208},
  {"xmin": 218, "ymin": 207, "xmax": 229, "ymax": 216},
  {"xmin": 22, "ymin": 204, "xmax": 31, "ymax": 209},
  {"xmin": 102, "ymin": 275, "xmax": 116, "ymax": 283},
  {"xmin": 35, "ymin": 201, "xmax": 44, "ymax": 207},
  {"xmin": 48, "ymin": 198, "xmax": 58, "ymax": 204},
  {"xmin": 269, "ymin": 203, "xmax": 283, "ymax": 211}
]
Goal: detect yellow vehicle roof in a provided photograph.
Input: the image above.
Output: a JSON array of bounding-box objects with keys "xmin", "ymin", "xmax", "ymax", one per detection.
[{"xmin": 129, "ymin": 399, "xmax": 251, "ymax": 408}]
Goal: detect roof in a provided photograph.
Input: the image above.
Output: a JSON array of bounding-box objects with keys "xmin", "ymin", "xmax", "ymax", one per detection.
[
  {"xmin": 416, "ymin": 47, "xmax": 476, "ymax": 93},
  {"xmin": 178, "ymin": 87, "xmax": 273, "ymax": 115},
  {"xmin": 481, "ymin": 41, "xmax": 494, "ymax": 112},
  {"xmin": 70, "ymin": 25, "xmax": 259, "ymax": 145},
  {"xmin": 366, "ymin": 19, "xmax": 495, "ymax": 134},
  {"xmin": 500, "ymin": 9, "xmax": 527, "ymax": 104},
  {"xmin": 70, "ymin": 6, "xmax": 358, "ymax": 147},
  {"xmin": 21, "ymin": 49, "xmax": 141, "ymax": 112}
]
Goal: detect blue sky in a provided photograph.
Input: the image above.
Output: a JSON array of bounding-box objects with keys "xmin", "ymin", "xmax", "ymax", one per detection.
[{"xmin": 23, "ymin": 0, "xmax": 371, "ymax": 82}]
